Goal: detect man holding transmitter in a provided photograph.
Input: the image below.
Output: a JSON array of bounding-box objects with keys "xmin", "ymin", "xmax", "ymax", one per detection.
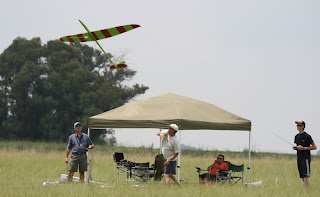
[
  {"xmin": 65, "ymin": 122, "xmax": 94, "ymax": 182},
  {"xmin": 293, "ymin": 120, "xmax": 317, "ymax": 187}
]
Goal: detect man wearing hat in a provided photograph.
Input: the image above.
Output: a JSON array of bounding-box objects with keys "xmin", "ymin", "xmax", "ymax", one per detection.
[
  {"xmin": 65, "ymin": 122, "xmax": 94, "ymax": 182},
  {"xmin": 199, "ymin": 154, "xmax": 228, "ymax": 184},
  {"xmin": 157, "ymin": 123, "xmax": 181, "ymax": 187},
  {"xmin": 293, "ymin": 120, "xmax": 317, "ymax": 187}
]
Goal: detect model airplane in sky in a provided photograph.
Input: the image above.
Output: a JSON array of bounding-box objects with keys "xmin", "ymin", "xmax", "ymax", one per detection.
[{"xmin": 59, "ymin": 20, "xmax": 140, "ymax": 70}]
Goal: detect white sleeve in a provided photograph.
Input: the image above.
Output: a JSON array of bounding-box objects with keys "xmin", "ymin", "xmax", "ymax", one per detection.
[{"xmin": 161, "ymin": 130, "xmax": 168, "ymax": 136}]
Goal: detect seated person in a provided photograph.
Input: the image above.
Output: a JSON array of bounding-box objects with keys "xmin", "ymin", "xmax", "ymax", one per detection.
[{"xmin": 199, "ymin": 154, "xmax": 229, "ymax": 183}]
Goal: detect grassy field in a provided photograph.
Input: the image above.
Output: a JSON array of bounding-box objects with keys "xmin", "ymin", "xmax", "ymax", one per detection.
[{"xmin": 1, "ymin": 141, "xmax": 320, "ymax": 197}]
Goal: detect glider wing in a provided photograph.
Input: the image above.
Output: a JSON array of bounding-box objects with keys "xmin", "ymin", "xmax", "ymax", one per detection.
[{"xmin": 59, "ymin": 24, "xmax": 140, "ymax": 42}]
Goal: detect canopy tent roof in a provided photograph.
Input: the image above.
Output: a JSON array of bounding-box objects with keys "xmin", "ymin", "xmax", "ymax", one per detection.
[{"xmin": 88, "ymin": 93, "xmax": 251, "ymax": 131}]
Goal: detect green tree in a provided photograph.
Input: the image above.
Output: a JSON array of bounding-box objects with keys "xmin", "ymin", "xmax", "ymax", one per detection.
[
  {"xmin": 0, "ymin": 37, "xmax": 46, "ymax": 139},
  {"xmin": 0, "ymin": 37, "xmax": 148, "ymax": 143}
]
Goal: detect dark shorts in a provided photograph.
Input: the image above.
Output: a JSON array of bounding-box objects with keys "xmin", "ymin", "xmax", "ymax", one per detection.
[
  {"xmin": 69, "ymin": 153, "xmax": 87, "ymax": 172},
  {"xmin": 297, "ymin": 159, "xmax": 310, "ymax": 178},
  {"xmin": 164, "ymin": 160, "xmax": 176, "ymax": 175},
  {"xmin": 199, "ymin": 173, "xmax": 216, "ymax": 181}
]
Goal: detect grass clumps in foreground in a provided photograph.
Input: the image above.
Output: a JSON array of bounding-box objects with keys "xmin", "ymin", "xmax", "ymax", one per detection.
[{"xmin": 0, "ymin": 141, "xmax": 319, "ymax": 197}]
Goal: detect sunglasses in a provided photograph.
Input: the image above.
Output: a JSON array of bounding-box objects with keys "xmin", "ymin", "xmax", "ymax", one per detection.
[
  {"xmin": 75, "ymin": 125, "xmax": 82, "ymax": 127},
  {"xmin": 296, "ymin": 125, "xmax": 303, "ymax": 127}
]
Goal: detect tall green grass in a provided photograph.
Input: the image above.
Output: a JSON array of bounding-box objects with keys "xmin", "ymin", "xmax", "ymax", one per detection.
[{"xmin": 1, "ymin": 141, "xmax": 319, "ymax": 197}]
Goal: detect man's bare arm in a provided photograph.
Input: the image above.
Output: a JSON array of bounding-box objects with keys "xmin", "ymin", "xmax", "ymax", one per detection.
[
  {"xmin": 298, "ymin": 142, "xmax": 317, "ymax": 151},
  {"xmin": 309, "ymin": 142, "xmax": 317, "ymax": 150},
  {"xmin": 157, "ymin": 131, "xmax": 165, "ymax": 139},
  {"xmin": 65, "ymin": 149, "xmax": 70, "ymax": 163},
  {"xmin": 163, "ymin": 153, "xmax": 179, "ymax": 166}
]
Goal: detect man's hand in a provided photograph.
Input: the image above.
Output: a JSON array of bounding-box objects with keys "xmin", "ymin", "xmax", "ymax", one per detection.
[
  {"xmin": 297, "ymin": 145, "xmax": 304, "ymax": 151},
  {"xmin": 158, "ymin": 133, "xmax": 165, "ymax": 140},
  {"xmin": 65, "ymin": 157, "xmax": 68, "ymax": 163},
  {"xmin": 157, "ymin": 131, "xmax": 165, "ymax": 139},
  {"xmin": 89, "ymin": 145, "xmax": 94, "ymax": 149},
  {"xmin": 164, "ymin": 160, "xmax": 170, "ymax": 166}
]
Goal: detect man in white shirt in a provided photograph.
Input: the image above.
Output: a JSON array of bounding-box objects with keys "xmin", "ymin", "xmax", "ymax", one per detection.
[{"xmin": 157, "ymin": 123, "xmax": 181, "ymax": 187}]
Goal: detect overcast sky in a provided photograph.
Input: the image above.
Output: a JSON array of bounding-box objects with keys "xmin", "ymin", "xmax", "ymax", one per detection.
[{"xmin": 1, "ymin": 0, "xmax": 319, "ymax": 154}]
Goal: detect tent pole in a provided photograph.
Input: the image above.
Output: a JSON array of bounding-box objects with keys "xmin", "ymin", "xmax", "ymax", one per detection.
[
  {"xmin": 85, "ymin": 128, "xmax": 90, "ymax": 181},
  {"xmin": 177, "ymin": 130, "xmax": 181, "ymax": 181},
  {"xmin": 247, "ymin": 130, "xmax": 251, "ymax": 184},
  {"xmin": 159, "ymin": 129, "xmax": 162, "ymax": 154}
]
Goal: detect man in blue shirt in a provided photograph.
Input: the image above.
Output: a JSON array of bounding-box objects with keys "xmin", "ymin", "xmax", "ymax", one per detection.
[
  {"xmin": 293, "ymin": 120, "xmax": 317, "ymax": 187},
  {"xmin": 65, "ymin": 122, "xmax": 94, "ymax": 182}
]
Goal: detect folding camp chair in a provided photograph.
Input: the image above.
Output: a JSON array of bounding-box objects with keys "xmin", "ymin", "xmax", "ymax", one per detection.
[
  {"xmin": 216, "ymin": 163, "xmax": 244, "ymax": 185},
  {"xmin": 130, "ymin": 154, "xmax": 166, "ymax": 182},
  {"xmin": 113, "ymin": 152, "xmax": 126, "ymax": 163},
  {"xmin": 132, "ymin": 162, "xmax": 155, "ymax": 182},
  {"xmin": 113, "ymin": 152, "xmax": 136, "ymax": 183},
  {"xmin": 196, "ymin": 161, "xmax": 230, "ymax": 184},
  {"xmin": 196, "ymin": 167, "xmax": 209, "ymax": 183}
]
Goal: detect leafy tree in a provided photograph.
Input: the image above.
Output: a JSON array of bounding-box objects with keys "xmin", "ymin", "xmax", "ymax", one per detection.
[
  {"xmin": 0, "ymin": 37, "xmax": 148, "ymax": 144},
  {"xmin": 0, "ymin": 37, "xmax": 45, "ymax": 139}
]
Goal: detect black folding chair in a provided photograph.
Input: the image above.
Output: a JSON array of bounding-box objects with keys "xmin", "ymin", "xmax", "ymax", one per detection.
[
  {"xmin": 113, "ymin": 152, "xmax": 136, "ymax": 182},
  {"xmin": 132, "ymin": 162, "xmax": 155, "ymax": 182},
  {"xmin": 113, "ymin": 152, "xmax": 126, "ymax": 163}
]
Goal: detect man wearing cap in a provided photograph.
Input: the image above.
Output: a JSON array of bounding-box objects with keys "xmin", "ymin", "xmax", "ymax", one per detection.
[
  {"xmin": 293, "ymin": 120, "xmax": 317, "ymax": 187},
  {"xmin": 157, "ymin": 123, "xmax": 181, "ymax": 187},
  {"xmin": 65, "ymin": 122, "xmax": 94, "ymax": 182},
  {"xmin": 199, "ymin": 154, "xmax": 228, "ymax": 184}
]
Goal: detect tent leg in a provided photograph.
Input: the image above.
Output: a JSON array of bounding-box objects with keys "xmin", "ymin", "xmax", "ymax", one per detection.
[
  {"xmin": 177, "ymin": 130, "xmax": 181, "ymax": 181},
  {"xmin": 85, "ymin": 128, "xmax": 90, "ymax": 181},
  {"xmin": 247, "ymin": 131, "xmax": 251, "ymax": 184},
  {"xmin": 159, "ymin": 129, "xmax": 162, "ymax": 154}
]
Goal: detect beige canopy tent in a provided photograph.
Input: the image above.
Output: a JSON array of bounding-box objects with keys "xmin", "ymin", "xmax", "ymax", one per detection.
[
  {"xmin": 88, "ymin": 93, "xmax": 251, "ymax": 130},
  {"xmin": 88, "ymin": 93, "xmax": 252, "ymax": 183}
]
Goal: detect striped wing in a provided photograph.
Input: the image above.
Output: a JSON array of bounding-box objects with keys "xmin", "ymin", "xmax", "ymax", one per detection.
[{"xmin": 59, "ymin": 24, "xmax": 140, "ymax": 42}]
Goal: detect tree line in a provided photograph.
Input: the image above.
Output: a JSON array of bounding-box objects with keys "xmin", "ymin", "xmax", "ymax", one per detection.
[{"xmin": 0, "ymin": 37, "xmax": 148, "ymax": 144}]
